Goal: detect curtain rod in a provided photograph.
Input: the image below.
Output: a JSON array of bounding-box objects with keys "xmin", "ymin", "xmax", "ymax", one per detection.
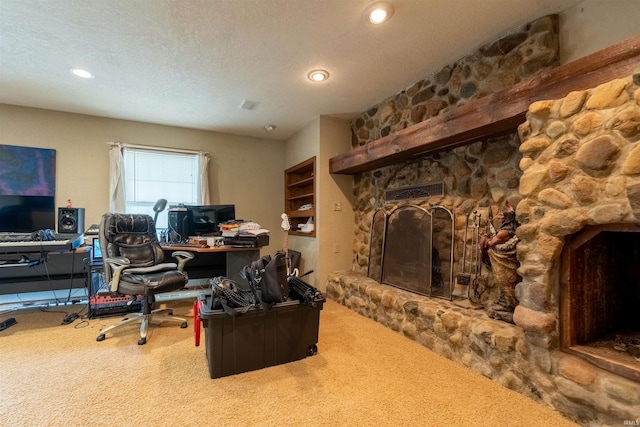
[{"xmin": 107, "ymin": 141, "xmax": 208, "ymax": 156}]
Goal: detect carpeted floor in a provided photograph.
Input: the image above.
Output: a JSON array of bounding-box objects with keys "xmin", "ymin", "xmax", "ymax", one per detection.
[{"xmin": 0, "ymin": 299, "xmax": 578, "ymax": 426}]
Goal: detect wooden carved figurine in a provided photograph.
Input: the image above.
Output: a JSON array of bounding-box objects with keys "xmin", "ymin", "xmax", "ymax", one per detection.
[{"xmin": 481, "ymin": 201, "xmax": 520, "ymax": 323}]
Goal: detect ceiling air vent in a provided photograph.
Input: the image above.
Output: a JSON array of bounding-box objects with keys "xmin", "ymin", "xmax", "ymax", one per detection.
[{"xmin": 385, "ymin": 182, "xmax": 444, "ymax": 202}]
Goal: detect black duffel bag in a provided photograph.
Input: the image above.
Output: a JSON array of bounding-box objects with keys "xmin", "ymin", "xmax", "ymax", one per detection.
[{"xmin": 242, "ymin": 252, "xmax": 288, "ymax": 306}]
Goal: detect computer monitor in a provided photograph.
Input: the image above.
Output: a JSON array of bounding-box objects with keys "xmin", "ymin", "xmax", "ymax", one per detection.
[
  {"xmin": 186, "ymin": 204, "xmax": 235, "ymax": 235},
  {"xmin": 91, "ymin": 237, "xmax": 103, "ymax": 262},
  {"xmin": 0, "ymin": 195, "xmax": 56, "ymax": 233}
]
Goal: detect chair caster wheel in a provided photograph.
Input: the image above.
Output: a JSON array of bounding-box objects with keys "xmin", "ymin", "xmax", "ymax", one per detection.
[
  {"xmin": 96, "ymin": 334, "xmax": 106, "ymax": 342},
  {"xmin": 138, "ymin": 337, "xmax": 147, "ymax": 345},
  {"xmin": 306, "ymin": 344, "xmax": 318, "ymax": 356},
  {"xmin": 180, "ymin": 322, "xmax": 188, "ymax": 328}
]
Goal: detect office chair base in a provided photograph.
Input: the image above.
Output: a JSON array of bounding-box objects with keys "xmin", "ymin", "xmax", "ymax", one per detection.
[{"xmin": 96, "ymin": 309, "xmax": 188, "ymax": 345}]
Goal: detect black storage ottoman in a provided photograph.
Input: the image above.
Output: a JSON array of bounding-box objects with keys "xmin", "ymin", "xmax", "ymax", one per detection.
[{"xmin": 199, "ymin": 299, "xmax": 323, "ymax": 379}]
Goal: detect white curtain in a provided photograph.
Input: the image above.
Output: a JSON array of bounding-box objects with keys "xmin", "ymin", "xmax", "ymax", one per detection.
[
  {"xmin": 198, "ymin": 151, "xmax": 210, "ymax": 204},
  {"xmin": 108, "ymin": 142, "xmax": 126, "ymax": 212}
]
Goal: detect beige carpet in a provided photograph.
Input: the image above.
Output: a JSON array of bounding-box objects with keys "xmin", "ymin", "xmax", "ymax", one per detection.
[{"xmin": 0, "ymin": 299, "xmax": 577, "ymax": 427}]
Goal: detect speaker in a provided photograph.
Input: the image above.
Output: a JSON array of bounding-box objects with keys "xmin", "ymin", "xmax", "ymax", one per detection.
[{"xmin": 58, "ymin": 207, "xmax": 85, "ymax": 234}]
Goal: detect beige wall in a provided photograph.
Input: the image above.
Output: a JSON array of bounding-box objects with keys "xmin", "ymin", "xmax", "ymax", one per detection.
[
  {"xmin": 317, "ymin": 116, "xmax": 353, "ymax": 287},
  {"xmin": 283, "ymin": 115, "xmax": 353, "ymax": 291},
  {"xmin": 0, "ymin": 104, "xmax": 285, "ymax": 253},
  {"xmin": 559, "ymin": 0, "xmax": 639, "ymax": 64}
]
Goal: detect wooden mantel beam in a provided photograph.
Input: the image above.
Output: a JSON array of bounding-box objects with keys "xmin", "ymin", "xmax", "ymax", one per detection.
[{"xmin": 329, "ymin": 35, "xmax": 640, "ymax": 175}]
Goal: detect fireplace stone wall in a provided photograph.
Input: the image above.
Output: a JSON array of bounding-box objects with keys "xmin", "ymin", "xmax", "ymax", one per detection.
[{"xmin": 327, "ymin": 14, "xmax": 640, "ymax": 426}]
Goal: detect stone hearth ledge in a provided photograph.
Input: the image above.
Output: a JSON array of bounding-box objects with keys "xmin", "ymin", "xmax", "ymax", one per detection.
[
  {"xmin": 327, "ymin": 271, "xmax": 528, "ymax": 381},
  {"xmin": 327, "ymin": 271, "xmax": 640, "ymax": 423}
]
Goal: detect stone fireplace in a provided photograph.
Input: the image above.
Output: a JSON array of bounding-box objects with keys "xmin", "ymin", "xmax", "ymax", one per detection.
[
  {"xmin": 326, "ymin": 16, "xmax": 640, "ymax": 426},
  {"xmin": 514, "ymin": 74, "xmax": 640, "ymax": 385}
]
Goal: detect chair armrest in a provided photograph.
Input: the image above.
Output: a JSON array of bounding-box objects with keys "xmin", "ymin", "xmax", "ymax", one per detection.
[
  {"xmin": 104, "ymin": 256, "xmax": 131, "ymax": 293},
  {"xmin": 171, "ymin": 250, "xmax": 195, "ymax": 271}
]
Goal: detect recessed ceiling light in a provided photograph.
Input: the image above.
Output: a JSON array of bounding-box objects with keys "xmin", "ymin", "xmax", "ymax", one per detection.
[
  {"xmin": 307, "ymin": 69, "xmax": 330, "ymax": 82},
  {"xmin": 264, "ymin": 124, "xmax": 276, "ymax": 132},
  {"xmin": 364, "ymin": 2, "xmax": 394, "ymax": 24},
  {"xmin": 70, "ymin": 68, "xmax": 94, "ymax": 79}
]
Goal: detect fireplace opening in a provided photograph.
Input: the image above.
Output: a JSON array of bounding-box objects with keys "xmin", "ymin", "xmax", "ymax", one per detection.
[{"xmin": 560, "ymin": 224, "xmax": 640, "ymax": 382}]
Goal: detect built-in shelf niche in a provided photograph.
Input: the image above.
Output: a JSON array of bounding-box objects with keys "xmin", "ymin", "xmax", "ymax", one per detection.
[{"xmin": 285, "ymin": 156, "xmax": 316, "ymax": 237}]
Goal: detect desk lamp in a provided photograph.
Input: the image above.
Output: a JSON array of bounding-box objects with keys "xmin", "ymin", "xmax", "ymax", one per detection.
[{"xmin": 153, "ymin": 199, "xmax": 167, "ymax": 224}]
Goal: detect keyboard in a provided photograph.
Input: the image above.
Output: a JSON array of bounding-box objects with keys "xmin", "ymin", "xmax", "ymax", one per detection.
[
  {"xmin": 85, "ymin": 224, "xmax": 100, "ymax": 235},
  {"xmin": 0, "ymin": 233, "xmax": 84, "ymax": 253},
  {"xmin": 0, "ymin": 233, "xmax": 32, "ymax": 242}
]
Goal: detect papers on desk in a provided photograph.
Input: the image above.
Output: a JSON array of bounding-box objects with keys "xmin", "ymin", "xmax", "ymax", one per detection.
[{"xmin": 220, "ymin": 221, "xmax": 269, "ymax": 238}]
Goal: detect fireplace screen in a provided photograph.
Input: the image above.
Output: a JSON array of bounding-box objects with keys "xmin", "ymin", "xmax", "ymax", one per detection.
[
  {"xmin": 367, "ymin": 209, "xmax": 386, "ymax": 283},
  {"xmin": 368, "ymin": 204, "xmax": 454, "ymax": 300}
]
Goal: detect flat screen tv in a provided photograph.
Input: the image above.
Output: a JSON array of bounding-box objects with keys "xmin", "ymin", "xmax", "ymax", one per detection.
[
  {"xmin": 0, "ymin": 144, "xmax": 56, "ymax": 233},
  {"xmin": 0, "ymin": 195, "xmax": 56, "ymax": 233},
  {"xmin": 186, "ymin": 204, "xmax": 236, "ymax": 235}
]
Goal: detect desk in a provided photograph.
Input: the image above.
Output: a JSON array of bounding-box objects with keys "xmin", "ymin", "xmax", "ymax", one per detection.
[
  {"xmin": 0, "ymin": 247, "xmax": 89, "ymax": 295},
  {"xmin": 84, "ymin": 246, "xmax": 262, "ymax": 309},
  {"xmin": 161, "ymin": 245, "xmax": 261, "ymax": 286}
]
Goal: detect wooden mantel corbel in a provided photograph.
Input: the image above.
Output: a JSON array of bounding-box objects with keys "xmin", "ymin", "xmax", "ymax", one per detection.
[{"xmin": 329, "ymin": 35, "xmax": 640, "ymax": 175}]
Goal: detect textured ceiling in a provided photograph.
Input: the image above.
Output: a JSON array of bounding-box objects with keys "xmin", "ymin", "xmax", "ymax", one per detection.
[{"xmin": 0, "ymin": 0, "xmax": 584, "ymax": 140}]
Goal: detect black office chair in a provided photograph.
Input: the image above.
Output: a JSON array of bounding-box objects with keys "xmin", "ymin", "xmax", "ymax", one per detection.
[{"xmin": 96, "ymin": 213, "xmax": 194, "ymax": 345}]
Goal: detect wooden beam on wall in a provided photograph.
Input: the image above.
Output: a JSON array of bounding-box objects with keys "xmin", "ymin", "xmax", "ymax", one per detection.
[{"xmin": 330, "ymin": 35, "xmax": 640, "ymax": 175}]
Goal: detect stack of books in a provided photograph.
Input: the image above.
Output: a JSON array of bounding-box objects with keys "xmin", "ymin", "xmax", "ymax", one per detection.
[{"xmin": 220, "ymin": 222, "xmax": 240, "ymax": 237}]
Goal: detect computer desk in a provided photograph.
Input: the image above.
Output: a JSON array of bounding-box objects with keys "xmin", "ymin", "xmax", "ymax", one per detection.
[
  {"xmin": 89, "ymin": 245, "xmax": 263, "ymax": 312},
  {"xmin": 89, "ymin": 244, "xmax": 260, "ymax": 306},
  {"xmin": 161, "ymin": 244, "xmax": 262, "ymax": 288},
  {"xmin": 0, "ymin": 244, "xmax": 262, "ymax": 308}
]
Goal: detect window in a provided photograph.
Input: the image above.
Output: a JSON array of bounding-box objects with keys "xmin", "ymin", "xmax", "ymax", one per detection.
[{"xmin": 123, "ymin": 147, "xmax": 200, "ymax": 229}]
